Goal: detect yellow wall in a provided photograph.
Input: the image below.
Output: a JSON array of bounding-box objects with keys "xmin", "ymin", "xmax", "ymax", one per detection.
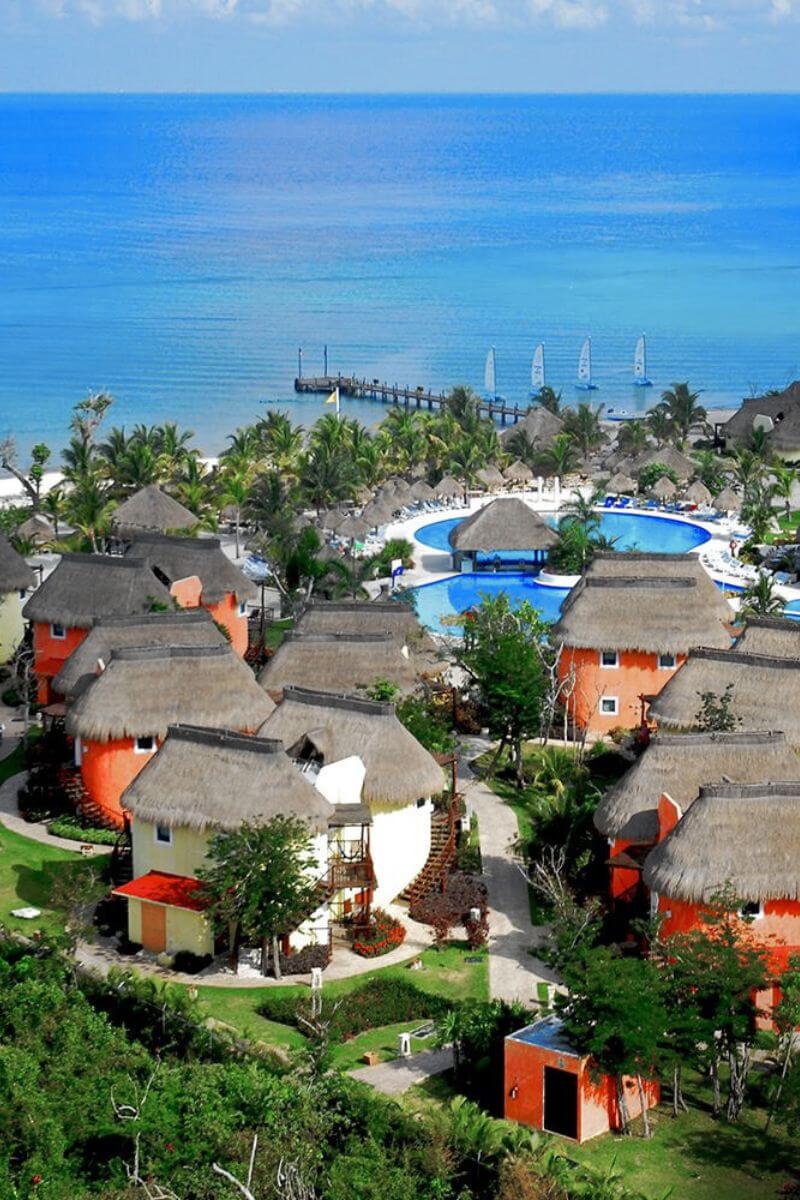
[
  {"xmin": 132, "ymin": 819, "xmax": 210, "ymax": 879},
  {"xmin": 0, "ymin": 591, "xmax": 25, "ymax": 664},
  {"xmin": 126, "ymin": 896, "xmax": 214, "ymax": 957}
]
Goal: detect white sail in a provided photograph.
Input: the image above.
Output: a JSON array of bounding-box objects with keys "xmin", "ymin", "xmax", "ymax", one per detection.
[
  {"xmin": 577, "ymin": 337, "xmax": 592, "ymax": 385},
  {"xmin": 531, "ymin": 343, "xmax": 545, "ymax": 391},
  {"xmin": 634, "ymin": 334, "xmax": 647, "ymax": 380},
  {"xmin": 484, "ymin": 346, "xmax": 496, "ymax": 397}
]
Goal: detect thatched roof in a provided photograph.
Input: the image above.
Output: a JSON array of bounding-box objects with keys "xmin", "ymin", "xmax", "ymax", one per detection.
[
  {"xmin": 126, "ymin": 533, "xmax": 256, "ymax": 605},
  {"xmin": 448, "ymin": 498, "xmax": 557, "ymax": 554},
  {"xmin": 632, "ymin": 446, "xmax": 696, "ymax": 481},
  {"xmin": 111, "ymin": 485, "xmax": 197, "ymax": 537},
  {"xmin": 606, "ymin": 472, "xmax": 637, "ymax": 494},
  {"xmin": 337, "ymin": 514, "xmax": 371, "ymax": 540},
  {"xmin": 476, "ymin": 466, "xmax": 505, "ymax": 490},
  {"xmin": 500, "ymin": 406, "xmax": 564, "ymax": 447},
  {"xmin": 504, "ymin": 460, "xmax": 534, "ymax": 484},
  {"xmin": 595, "ymin": 730, "xmax": 796, "ymax": 843},
  {"xmin": 410, "ymin": 480, "xmax": 436, "ymax": 502},
  {"xmin": 296, "ymin": 599, "xmax": 437, "ymax": 655},
  {"xmin": 685, "ymin": 480, "xmax": 713, "ymax": 506},
  {"xmin": 22, "ymin": 553, "xmax": 172, "ymax": 629},
  {"xmin": 734, "ymin": 616, "xmax": 800, "ymax": 660},
  {"xmin": 722, "ymin": 383, "xmax": 800, "ymax": 454},
  {"xmin": 435, "ymin": 475, "xmax": 464, "ymax": 498},
  {"xmin": 15, "ymin": 514, "xmax": 54, "ymax": 544},
  {"xmin": 66, "ymin": 644, "xmax": 274, "ymax": 742},
  {"xmin": 0, "ymin": 533, "xmax": 35, "ymax": 594},
  {"xmin": 713, "ymin": 486, "xmax": 741, "ymax": 512},
  {"xmin": 53, "ymin": 609, "xmax": 226, "ymax": 699},
  {"xmin": 649, "ymin": 648, "xmax": 800, "ymax": 743},
  {"xmin": 554, "ymin": 554, "xmax": 733, "ymax": 654},
  {"xmin": 261, "ymin": 686, "xmax": 444, "ymax": 810},
  {"xmin": 642, "ymin": 781, "xmax": 800, "ymax": 903},
  {"xmin": 258, "ymin": 632, "xmax": 436, "ymax": 698},
  {"xmin": 122, "ymin": 724, "xmax": 332, "ymax": 833},
  {"xmin": 362, "ymin": 501, "xmax": 394, "ymax": 527},
  {"xmin": 650, "ymin": 476, "xmax": 678, "ymax": 501}
]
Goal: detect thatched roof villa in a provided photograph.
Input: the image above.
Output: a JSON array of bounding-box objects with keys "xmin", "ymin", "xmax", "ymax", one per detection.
[
  {"xmin": 0, "ymin": 532, "xmax": 36, "ymax": 662},
  {"xmin": 734, "ymin": 615, "xmax": 800, "ymax": 660},
  {"xmin": 259, "ymin": 631, "xmax": 438, "ymax": 700},
  {"xmin": 712, "ymin": 486, "xmax": 741, "ymax": 512},
  {"xmin": 111, "ymin": 484, "xmax": 198, "ymax": 539},
  {"xmin": 15, "ymin": 513, "xmax": 54, "ymax": 545},
  {"xmin": 296, "ymin": 598, "xmax": 437, "ymax": 654},
  {"xmin": 0, "ymin": 533, "xmax": 35, "ymax": 595},
  {"xmin": 719, "ymin": 381, "xmax": 800, "ymax": 459},
  {"xmin": 447, "ymin": 497, "xmax": 557, "ymax": 569}
]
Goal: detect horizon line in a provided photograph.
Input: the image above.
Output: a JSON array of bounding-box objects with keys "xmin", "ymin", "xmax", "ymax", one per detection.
[{"xmin": 1, "ymin": 88, "xmax": 799, "ymax": 97}]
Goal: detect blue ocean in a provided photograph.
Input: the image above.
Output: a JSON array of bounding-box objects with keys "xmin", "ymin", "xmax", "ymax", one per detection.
[{"xmin": 2, "ymin": 93, "xmax": 800, "ymax": 455}]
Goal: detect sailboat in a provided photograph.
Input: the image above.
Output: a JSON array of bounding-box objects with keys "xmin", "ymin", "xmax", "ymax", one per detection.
[
  {"xmin": 484, "ymin": 346, "xmax": 499, "ymax": 402},
  {"xmin": 530, "ymin": 343, "xmax": 545, "ymax": 397},
  {"xmin": 575, "ymin": 337, "xmax": 598, "ymax": 391},
  {"xmin": 633, "ymin": 333, "xmax": 653, "ymax": 388}
]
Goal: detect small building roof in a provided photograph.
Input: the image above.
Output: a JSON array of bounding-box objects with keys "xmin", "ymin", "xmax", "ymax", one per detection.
[
  {"xmin": 648, "ymin": 647, "xmax": 800, "ymax": 744},
  {"xmin": 52, "ymin": 609, "xmax": 226, "ymax": 699},
  {"xmin": 606, "ymin": 471, "xmax": 637, "ymax": 494},
  {"xmin": 258, "ymin": 632, "xmax": 436, "ymax": 698},
  {"xmin": 684, "ymin": 480, "xmax": 713, "ymax": 506},
  {"xmin": 475, "ymin": 466, "xmax": 505, "ymax": 490},
  {"xmin": 448, "ymin": 498, "xmax": 558, "ymax": 554},
  {"xmin": 506, "ymin": 1016, "xmax": 581, "ymax": 1059},
  {"xmin": 296, "ymin": 599, "xmax": 438, "ymax": 656},
  {"xmin": 261, "ymin": 685, "xmax": 444, "ymax": 810},
  {"xmin": 500, "ymin": 406, "xmax": 564, "ymax": 448},
  {"xmin": 0, "ymin": 533, "xmax": 35, "ymax": 594},
  {"xmin": 650, "ymin": 476, "xmax": 678, "ymax": 501},
  {"xmin": 721, "ymin": 382, "xmax": 800, "ymax": 454},
  {"xmin": 734, "ymin": 615, "xmax": 800, "ymax": 660},
  {"xmin": 504, "ymin": 460, "xmax": 534, "ymax": 483},
  {"xmin": 642, "ymin": 781, "xmax": 800, "ymax": 904},
  {"xmin": 712, "ymin": 486, "xmax": 741, "ymax": 512},
  {"xmin": 121, "ymin": 724, "xmax": 332, "ymax": 834},
  {"xmin": 15, "ymin": 514, "xmax": 54, "ymax": 545},
  {"xmin": 22, "ymin": 553, "xmax": 172, "ymax": 629},
  {"xmin": 111, "ymin": 485, "xmax": 198, "ymax": 537},
  {"xmin": 594, "ymin": 729, "xmax": 795, "ymax": 843},
  {"xmin": 113, "ymin": 870, "xmax": 208, "ymax": 912},
  {"xmin": 66, "ymin": 643, "xmax": 275, "ymax": 742},
  {"xmin": 632, "ymin": 446, "xmax": 697, "ymax": 481},
  {"xmin": 435, "ymin": 475, "xmax": 464, "ymax": 498},
  {"xmin": 125, "ymin": 533, "xmax": 256, "ymax": 605}
]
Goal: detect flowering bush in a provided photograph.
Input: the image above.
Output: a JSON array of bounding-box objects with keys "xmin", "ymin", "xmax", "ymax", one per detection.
[
  {"xmin": 352, "ymin": 908, "xmax": 406, "ymax": 958},
  {"xmin": 410, "ymin": 871, "xmax": 488, "ymax": 927}
]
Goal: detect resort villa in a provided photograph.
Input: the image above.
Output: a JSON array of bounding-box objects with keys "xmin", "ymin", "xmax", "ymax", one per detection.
[
  {"xmin": 65, "ymin": 643, "xmax": 274, "ymax": 827},
  {"xmin": 733, "ymin": 614, "xmax": 800, "ymax": 658},
  {"xmin": 258, "ymin": 630, "xmax": 438, "ymax": 701},
  {"xmin": 110, "ymin": 484, "xmax": 199, "ymax": 540},
  {"xmin": 296, "ymin": 598, "xmax": 438, "ymax": 655},
  {"xmin": 0, "ymin": 533, "xmax": 35, "ymax": 662},
  {"xmin": 553, "ymin": 552, "xmax": 733, "ymax": 736},
  {"xmin": 446, "ymin": 497, "xmax": 558, "ymax": 571},
  {"xmin": 718, "ymin": 381, "xmax": 800, "ymax": 459}
]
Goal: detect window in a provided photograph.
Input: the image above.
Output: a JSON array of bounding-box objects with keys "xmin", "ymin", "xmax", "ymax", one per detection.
[
  {"xmin": 658, "ymin": 653, "xmax": 676, "ymax": 670},
  {"xmin": 134, "ymin": 735, "xmax": 155, "ymax": 754},
  {"xmin": 238, "ymin": 601, "xmax": 247, "ymax": 617},
  {"xmin": 154, "ymin": 824, "xmax": 172, "ymax": 846},
  {"xmin": 600, "ymin": 696, "xmax": 619, "ymax": 716},
  {"xmin": 739, "ymin": 900, "xmax": 764, "ymax": 920},
  {"xmin": 599, "ymin": 650, "xmax": 619, "ymax": 669},
  {"xmin": 50, "ymin": 622, "xmax": 66, "ymax": 640}
]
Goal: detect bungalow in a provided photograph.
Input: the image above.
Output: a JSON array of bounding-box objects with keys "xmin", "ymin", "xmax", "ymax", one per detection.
[
  {"xmin": 65, "ymin": 643, "xmax": 275, "ymax": 827},
  {"xmin": 296, "ymin": 598, "xmax": 438, "ymax": 657},
  {"xmin": 553, "ymin": 553, "xmax": 733, "ymax": 735},
  {"xmin": 643, "ymin": 781, "xmax": 800, "ymax": 1022},
  {"xmin": 0, "ymin": 534, "xmax": 35, "ymax": 663},
  {"xmin": 22, "ymin": 554, "xmax": 172, "ymax": 705},
  {"xmin": 110, "ymin": 484, "xmax": 198, "ymax": 540},
  {"xmin": 125, "ymin": 533, "xmax": 256, "ymax": 656},
  {"xmin": 447, "ymin": 498, "xmax": 557, "ymax": 571},
  {"xmin": 259, "ymin": 631, "xmax": 436, "ymax": 701},
  {"xmin": 648, "ymin": 648, "xmax": 800, "ymax": 746},
  {"xmin": 594, "ymin": 730, "xmax": 797, "ymax": 910},
  {"xmin": 113, "ymin": 725, "xmax": 333, "ymax": 958},
  {"xmin": 261, "ymin": 686, "xmax": 445, "ymax": 908},
  {"xmin": 719, "ymin": 381, "xmax": 800, "ymax": 459},
  {"xmin": 733, "ymin": 614, "xmax": 800, "ymax": 659}
]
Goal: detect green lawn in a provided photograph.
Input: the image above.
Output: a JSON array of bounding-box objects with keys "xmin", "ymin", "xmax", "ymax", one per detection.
[
  {"xmin": 0, "ymin": 823, "xmax": 94, "ymax": 937},
  {"xmin": 263, "ymin": 617, "xmax": 293, "ymax": 652}
]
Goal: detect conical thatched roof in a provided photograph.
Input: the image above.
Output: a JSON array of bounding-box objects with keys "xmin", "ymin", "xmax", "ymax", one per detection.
[
  {"xmin": 111, "ymin": 485, "xmax": 198, "ymax": 537},
  {"xmin": 448, "ymin": 498, "xmax": 557, "ymax": 554},
  {"xmin": 713, "ymin": 486, "xmax": 741, "ymax": 512},
  {"xmin": 476, "ymin": 466, "xmax": 505, "ymax": 490},
  {"xmin": 722, "ymin": 383, "xmax": 800, "ymax": 455},
  {"xmin": 53, "ymin": 609, "xmax": 226, "ymax": 700},
  {"xmin": 650, "ymin": 476, "xmax": 678, "ymax": 501},
  {"xmin": 649, "ymin": 648, "xmax": 800, "ymax": 744},
  {"xmin": 435, "ymin": 475, "xmax": 463, "ymax": 499},
  {"xmin": 504, "ymin": 460, "xmax": 534, "ymax": 484},
  {"xmin": 555, "ymin": 554, "xmax": 733, "ymax": 655},
  {"xmin": 318, "ymin": 509, "xmax": 349, "ymax": 531},
  {"xmin": 633, "ymin": 446, "xmax": 696, "ymax": 481},
  {"xmin": 362, "ymin": 501, "xmax": 394, "ymax": 527},
  {"xmin": 606, "ymin": 471, "xmax": 637, "ymax": 494},
  {"xmin": 126, "ymin": 533, "xmax": 256, "ymax": 605},
  {"xmin": 595, "ymin": 730, "xmax": 796, "ymax": 844},
  {"xmin": 259, "ymin": 632, "xmax": 437, "ymax": 699},
  {"xmin": 0, "ymin": 533, "xmax": 35, "ymax": 594},
  {"xmin": 409, "ymin": 480, "xmax": 436, "ymax": 502},
  {"xmin": 261, "ymin": 686, "xmax": 444, "ymax": 810},
  {"xmin": 22, "ymin": 553, "xmax": 171, "ymax": 629},
  {"xmin": 296, "ymin": 599, "xmax": 437, "ymax": 655},
  {"xmin": 66, "ymin": 644, "xmax": 274, "ymax": 742},
  {"xmin": 684, "ymin": 480, "xmax": 713, "ymax": 506},
  {"xmin": 15, "ymin": 514, "xmax": 54, "ymax": 545},
  {"xmin": 642, "ymin": 781, "xmax": 800, "ymax": 903},
  {"xmin": 734, "ymin": 616, "xmax": 800, "ymax": 660},
  {"xmin": 122, "ymin": 724, "xmax": 332, "ymax": 834},
  {"xmin": 337, "ymin": 514, "xmax": 371, "ymax": 540},
  {"xmin": 500, "ymin": 406, "xmax": 564, "ymax": 447}
]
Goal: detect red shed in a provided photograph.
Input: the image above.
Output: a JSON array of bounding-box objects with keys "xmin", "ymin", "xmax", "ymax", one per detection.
[{"xmin": 504, "ymin": 1017, "xmax": 660, "ymax": 1143}]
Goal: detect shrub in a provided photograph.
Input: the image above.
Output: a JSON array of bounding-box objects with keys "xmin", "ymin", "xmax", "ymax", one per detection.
[
  {"xmin": 352, "ymin": 908, "xmax": 406, "ymax": 958},
  {"xmin": 48, "ymin": 816, "xmax": 118, "ymax": 845},
  {"xmin": 93, "ymin": 895, "xmax": 128, "ymax": 938},
  {"xmin": 278, "ymin": 943, "xmax": 330, "ymax": 976},
  {"xmin": 464, "ymin": 910, "xmax": 489, "ymax": 950},
  {"xmin": 172, "ymin": 950, "xmax": 213, "ymax": 975},
  {"xmin": 410, "ymin": 871, "xmax": 488, "ymax": 927},
  {"xmin": 257, "ymin": 975, "xmax": 452, "ymax": 1041},
  {"xmin": 116, "ymin": 936, "xmax": 142, "ymax": 956},
  {"xmin": 1, "ymin": 686, "xmax": 19, "ymax": 707}
]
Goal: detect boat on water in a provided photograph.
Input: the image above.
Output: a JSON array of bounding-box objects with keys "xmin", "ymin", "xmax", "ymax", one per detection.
[
  {"xmin": 575, "ymin": 337, "xmax": 599, "ymax": 391},
  {"xmin": 633, "ymin": 333, "xmax": 653, "ymax": 388},
  {"xmin": 529, "ymin": 342, "xmax": 545, "ymax": 398},
  {"xmin": 484, "ymin": 346, "xmax": 503, "ymax": 402},
  {"xmin": 605, "ymin": 408, "xmax": 648, "ymax": 422}
]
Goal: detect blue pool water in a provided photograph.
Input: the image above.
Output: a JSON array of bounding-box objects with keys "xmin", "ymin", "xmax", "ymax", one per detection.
[
  {"xmin": 415, "ymin": 512, "xmax": 711, "ymax": 557},
  {"xmin": 411, "ymin": 573, "xmax": 570, "ymax": 636}
]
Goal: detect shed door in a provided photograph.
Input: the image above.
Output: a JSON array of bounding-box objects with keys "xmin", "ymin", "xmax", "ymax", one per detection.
[
  {"xmin": 543, "ymin": 1066, "xmax": 578, "ymax": 1139},
  {"xmin": 140, "ymin": 902, "xmax": 167, "ymax": 953}
]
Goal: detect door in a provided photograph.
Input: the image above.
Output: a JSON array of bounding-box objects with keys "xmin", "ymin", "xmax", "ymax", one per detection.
[
  {"xmin": 543, "ymin": 1066, "xmax": 578, "ymax": 1139},
  {"xmin": 140, "ymin": 902, "xmax": 167, "ymax": 953}
]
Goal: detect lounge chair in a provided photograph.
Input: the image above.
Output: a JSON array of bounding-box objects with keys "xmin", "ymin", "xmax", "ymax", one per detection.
[{"xmin": 603, "ymin": 495, "xmax": 616, "ymax": 508}]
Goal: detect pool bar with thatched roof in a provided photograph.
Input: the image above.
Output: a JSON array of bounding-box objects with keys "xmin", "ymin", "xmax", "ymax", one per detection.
[{"xmin": 447, "ymin": 497, "xmax": 557, "ymax": 570}]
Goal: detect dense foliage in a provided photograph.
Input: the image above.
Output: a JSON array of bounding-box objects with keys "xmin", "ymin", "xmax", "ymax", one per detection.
[{"xmin": 257, "ymin": 975, "xmax": 451, "ymax": 1041}]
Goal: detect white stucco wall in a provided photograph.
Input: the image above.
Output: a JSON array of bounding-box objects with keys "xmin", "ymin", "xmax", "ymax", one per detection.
[
  {"xmin": 0, "ymin": 590, "xmax": 25, "ymax": 664},
  {"xmin": 370, "ymin": 799, "xmax": 432, "ymax": 908}
]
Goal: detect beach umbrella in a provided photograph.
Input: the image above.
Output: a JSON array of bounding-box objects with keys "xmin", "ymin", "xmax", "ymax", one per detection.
[
  {"xmin": 650, "ymin": 476, "xmax": 678, "ymax": 501},
  {"xmin": 435, "ymin": 475, "xmax": 463, "ymax": 499},
  {"xmin": 337, "ymin": 514, "xmax": 371, "ymax": 541},
  {"xmin": 476, "ymin": 465, "xmax": 505, "ymax": 490},
  {"xmin": 713, "ymin": 486, "xmax": 741, "ymax": 512},
  {"xmin": 606, "ymin": 471, "xmax": 637, "ymax": 495},
  {"xmin": 392, "ymin": 478, "xmax": 413, "ymax": 498},
  {"xmin": 362, "ymin": 501, "xmax": 393, "ymax": 527},
  {"xmin": 684, "ymin": 480, "xmax": 713, "ymax": 506},
  {"xmin": 503, "ymin": 460, "xmax": 534, "ymax": 484},
  {"xmin": 317, "ymin": 509, "xmax": 347, "ymax": 532},
  {"xmin": 409, "ymin": 479, "xmax": 436, "ymax": 503}
]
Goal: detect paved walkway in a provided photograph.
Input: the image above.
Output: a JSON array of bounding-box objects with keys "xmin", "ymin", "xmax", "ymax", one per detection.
[
  {"xmin": 349, "ymin": 1047, "xmax": 453, "ymax": 1095},
  {"xmin": 459, "ymin": 738, "xmax": 559, "ymax": 1007},
  {"xmin": 0, "ymin": 771, "xmax": 113, "ymax": 854}
]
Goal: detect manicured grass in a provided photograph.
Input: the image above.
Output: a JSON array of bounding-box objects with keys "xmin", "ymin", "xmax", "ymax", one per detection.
[
  {"xmin": 0, "ymin": 824, "xmax": 95, "ymax": 937},
  {"xmin": 330, "ymin": 1023, "xmax": 433, "ymax": 1070},
  {"xmin": 263, "ymin": 618, "xmax": 293, "ymax": 652}
]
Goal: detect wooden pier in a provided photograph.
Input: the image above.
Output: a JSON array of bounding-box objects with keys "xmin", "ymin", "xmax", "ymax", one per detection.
[{"xmin": 294, "ymin": 374, "xmax": 526, "ymax": 426}]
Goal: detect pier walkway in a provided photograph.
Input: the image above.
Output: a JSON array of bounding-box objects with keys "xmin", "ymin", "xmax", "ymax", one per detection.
[{"xmin": 294, "ymin": 374, "xmax": 526, "ymax": 425}]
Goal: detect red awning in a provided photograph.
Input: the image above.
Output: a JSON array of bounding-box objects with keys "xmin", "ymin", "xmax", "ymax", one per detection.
[{"xmin": 113, "ymin": 871, "xmax": 208, "ymax": 913}]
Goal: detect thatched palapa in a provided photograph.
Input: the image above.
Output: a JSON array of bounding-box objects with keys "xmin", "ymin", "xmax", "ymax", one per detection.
[
  {"xmin": 734, "ymin": 615, "xmax": 800, "ymax": 660},
  {"xmin": 122, "ymin": 725, "xmax": 332, "ymax": 834},
  {"xmin": 643, "ymin": 781, "xmax": 800, "ymax": 903},
  {"xmin": 261, "ymin": 686, "xmax": 444, "ymax": 809},
  {"xmin": 435, "ymin": 475, "xmax": 464, "ymax": 499},
  {"xmin": 22, "ymin": 554, "xmax": 171, "ymax": 629},
  {"xmin": 448, "ymin": 498, "xmax": 557, "ymax": 554},
  {"xmin": 606, "ymin": 472, "xmax": 637, "ymax": 495},
  {"xmin": 126, "ymin": 533, "xmax": 256, "ymax": 605},
  {"xmin": 712, "ymin": 486, "xmax": 741, "ymax": 512},
  {"xmin": 0, "ymin": 533, "xmax": 35, "ymax": 594},
  {"xmin": 111, "ymin": 485, "xmax": 198, "ymax": 538},
  {"xmin": 66, "ymin": 643, "xmax": 274, "ymax": 741},
  {"xmin": 587, "ymin": 551, "xmax": 727, "ymax": 606},
  {"xmin": 15, "ymin": 514, "xmax": 54, "ymax": 545},
  {"xmin": 721, "ymin": 382, "xmax": 800, "ymax": 457},
  {"xmin": 259, "ymin": 631, "xmax": 434, "ymax": 698},
  {"xmin": 500, "ymin": 406, "xmax": 564, "ymax": 448},
  {"xmin": 632, "ymin": 446, "xmax": 696, "ymax": 481},
  {"xmin": 684, "ymin": 480, "xmax": 713, "ymax": 506},
  {"xmin": 650, "ymin": 476, "xmax": 678, "ymax": 501},
  {"xmin": 476, "ymin": 466, "xmax": 505, "ymax": 490},
  {"xmin": 595, "ymin": 730, "xmax": 796, "ymax": 844}
]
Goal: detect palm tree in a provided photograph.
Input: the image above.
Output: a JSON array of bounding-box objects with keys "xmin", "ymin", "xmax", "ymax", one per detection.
[
  {"xmin": 659, "ymin": 383, "xmax": 706, "ymax": 447},
  {"xmin": 646, "ymin": 404, "xmax": 673, "ymax": 448},
  {"xmin": 157, "ymin": 422, "xmax": 194, "ymax": 477},
  {"xmin": 41, "ymin": 485, "xmax": 66, "ymax": 540},
  {"xmin": 447, "ymin": 440, "xmax": 483, "ymax": 490},
  {"xmin": 563, "ymin": 486, "xmax": 604, "ymax": 530},
  {"xmin": 562, "ymin": 403, "xmax": 605, "ymax": 459},
  {"xmin": 535, "ymin": 386, "xmax": 563, "ymax": 416},
  {"xmin": 66, "ymin": 477, "xmax": 115, "ymax": 552},
  {"xmin": 538, "ymin": 433, "xmax": 580, "ymax": 479},
  {"xmin": 741, "ymin": 483, "xmax": 776, "ymax": 542},
  {"xmin": 733, "ymin": 447, "xmax": 767, "ymax": 508},
  {"xmin": 380, "ymin": 409, "xmax": 425, "ymax": 472},
  {"xmin": 615, "ymin": 420, "xmax": 649, "ymax": 456},
  {"xmin": 299, "ymin": 442, "xmax": 358, "ymax": 509},
  {"xmin": 218, "ymin": 468, "xmax": 252, "ymax": 559},
  {"xmin": 445, "ymin": 385, "xmax": 483, "ymax": 431},
  {"xmin": 62, "ymin": 436, "xmax": 100, "ymax": 486},
  {"xmin": 175, "ymin": 456, "xmax": 214, "ymax": 521},
  {"xmin": 309, "ymin": 412, "xmax": 351, "ymax": 454},
  {"xmin": 741, "ymin": 573, "xmax": 785, "ymax": 618},
  {"xmin": 770, "ymin": 464, "xmax": 797, "ymax": 525},
  {"xmin": 693, "ymin": 449, "xmax": 726, "ymax": 496},
  {"xmin": 246, "ymin": 470, "xmax": 298, "ymax": 539},
  {"xmin": 503, "ymin": 429, "xmax": 538, "ymax": 469}
]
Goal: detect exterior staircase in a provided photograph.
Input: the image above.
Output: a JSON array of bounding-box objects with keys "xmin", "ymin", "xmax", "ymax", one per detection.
[
  {"xmin": 400, "ymin": 798, "xmax": 460, "ymax": 908},
  {"xmin": 110, "ymin": 828, "xmax": 134, "ymax": 887},
  {"xmin": 58, "ymin": 767, "xmax": 119, "ymax": 831}
]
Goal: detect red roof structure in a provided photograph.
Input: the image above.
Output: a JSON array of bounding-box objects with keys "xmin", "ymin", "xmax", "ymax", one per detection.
[{"xmin": 113, "ymin": 871, "xmax": 207, "ymax": 912}]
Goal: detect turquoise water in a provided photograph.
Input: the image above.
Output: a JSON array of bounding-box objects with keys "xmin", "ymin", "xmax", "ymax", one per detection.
[
  {"xmin": 411, "ymin": 572, "xmax": 570, "ymax": 635},
  {"xmin": 3, "ymin": 95, "xmax": 800, "ymax": 454},
  {"xmin": 414, "ymin": 512, "xmax": 711, "ymax": 556}
]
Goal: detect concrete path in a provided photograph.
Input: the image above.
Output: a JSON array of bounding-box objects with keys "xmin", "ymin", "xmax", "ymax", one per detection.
[
  {"xmin": 349, "ymin": 1047, "xmax": 453, "ymax": 1095},
  {"xmin": 0, "ymin": 771, "xmax": 113, "ymax": 854},
  {"xmin": 459, "ymin": 739, "xmax": 559, "ymax": 1007}
]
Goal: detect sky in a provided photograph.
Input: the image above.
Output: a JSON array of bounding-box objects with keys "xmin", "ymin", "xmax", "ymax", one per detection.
[{"xmin": 0, "ymin": 0, "xmax": 798, "ymax": 92}]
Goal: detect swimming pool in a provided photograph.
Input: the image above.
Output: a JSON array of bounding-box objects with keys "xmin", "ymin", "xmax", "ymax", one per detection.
[
  {"xmin": 410, "ymin": 572, "xmax": 570, "ymax": 635},
  {"xmin": 414, "ymin": 510, "xmax": 711, "ymax": 557}
]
